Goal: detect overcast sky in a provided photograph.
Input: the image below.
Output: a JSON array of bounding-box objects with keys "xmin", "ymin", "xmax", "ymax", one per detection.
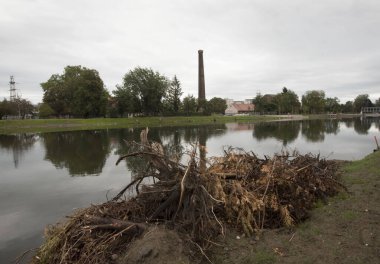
[{"xmin": 0, "ymin": 0, "xmax": 379, "ymax": 104}]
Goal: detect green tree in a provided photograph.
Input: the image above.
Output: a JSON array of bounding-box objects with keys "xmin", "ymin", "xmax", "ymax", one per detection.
[
  {"xmin": 106, "ymin": 96, "xmax": 119, "ymax": 118},
  {"xmin": 253, "ymin": 93, "xmax": 263, "ymax": 113},
  {"xmin": 197, "ymin": 98, "xmax": 209, "ymax": 114},
  {"xmin": 41, "ymin": 74, "xmax": 69, "ymax": 116},
  {"xmin": 163, "ymin": 75, "xmax": 183, "ymax": 114},
  {"xmin": 353, "ymin": 94, "xmax": 373, "ymax": 112},
  {"xmin": 375, "ymin": 98, "xmax": 380, "ymax": 107},
  {"xmin": 207, "ymin": 97, "xmax": 227, "ymax": 114},
  {"xmin": 0, "ymin": 98, "xmax": 33, "ymax": 119},
  {"xmin": 275, "ymin": 88, "xmax": 300, "ymax": 114},
  {"xmin": 38, "ymin": 103, "xmax": 55, "ymax": 118},
  {"xmin": 69, "ymin": 69, "xmax": 109, "ymax": 117},
  {"xmin": 15, "ymin": 98, "xmax": 34, "ymax": 118},
  {"xmin": 182, "ymin": 95, "xmax": 197, "ymax": 115},
  {"xmin": 117, "ymin": 67, "xmax": 169, "ymax": 115},
  {"xmin": 41, "ymin": 65, "xmax": 108, "ymax": 117},
  {"xmin": 301, "ymin": 90, "xmax": 325, "ymax": 114},
  {"xmin": 341, "ymin": 101, "xmax": 354, "ymax": 113},
  {"xmin": 112, "ymin": 84, "xmax": 140, "ymax": 116},
  {"xmin": 253, "ymin": 93, "xmax": 277, "ymax": 113},
  {"xmin": 324, "ymin": 97, "xmax": 340, "ymax": 113},
  {"xmin": 0, "ymin": 99, "xmax": 16, "ymax": 118}
]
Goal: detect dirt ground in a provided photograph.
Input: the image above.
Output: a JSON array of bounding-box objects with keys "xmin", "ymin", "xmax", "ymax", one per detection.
[
  {"xmin": 207, "ymin": 152, "xmax": 380, "ymax": 264},
  {"xmin": 117, "ymin": 227, "xmax": 191, "ymax": 264}
]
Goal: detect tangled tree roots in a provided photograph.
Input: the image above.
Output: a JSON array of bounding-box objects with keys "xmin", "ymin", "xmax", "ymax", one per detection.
[{"xmin": 33, "ymin": 128, "xmax": 346, "ymax": 264}]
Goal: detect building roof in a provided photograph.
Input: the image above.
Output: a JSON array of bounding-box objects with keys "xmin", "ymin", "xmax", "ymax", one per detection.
[{"xmin": 232, "ymin": 103, "xmax": 255, "ymax": 112}]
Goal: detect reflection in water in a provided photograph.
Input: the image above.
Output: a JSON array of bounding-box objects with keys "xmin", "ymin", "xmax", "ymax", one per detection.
[
  {"xmin": 253, "ymin": 122, "xmax": 300, "ymax": 145},
  {"xmin": 111, "ymin": 125, "xmax": 227, "ymax": 175},
  {"xmin": 301, "ymin": 120, "xmax": 326, "ymax": 142},
  {"xmin": 354, "ymin": 118, "xmax": 372, "ymax": 135},
  {"xmin": 41, "ymin": 131, "xmax": 111, "ymax": 176},
  {"xmin": 252, "ymin": 119, "xmax": 373, "ymax": 143},
  {"xmin": 1, "ymin": 119, "xmax": 378, "ymax": 176},
  {"xmin": 246, "ymin": 119, "xmax": 345, "ymax": 144},
  {"xmin": 0, "ymin": 134, "xmax": 37, "ymax": 168},
  {"xmin": 198, "ymin": 127, "xmax": 208, "ymax": 172},
  {"xmin": 341, "ymin": 117, "xmax": 379, "ymax": 135},
  {"xmin": 301, "ymin": 119, "xmax": 340, "ymax": 142},
  {"xmin": 343, "ymin": 119, "xmax": 354, "ymax": 128},
  {"xmin": 226, "ymin": 123, "xmax": 255, "ymax": 131},
  {"xmin": 110, "ymin": 129, "xmax": 151, "ymax": 175},
  {"xmin": 324, "ymin": 119, "xmax": 339, "ymax": 135}
]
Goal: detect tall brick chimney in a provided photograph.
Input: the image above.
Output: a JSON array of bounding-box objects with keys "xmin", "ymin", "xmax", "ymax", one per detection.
[{"xmin": 198, "ymin": 50, "xmax": 205, "ymax": 101}]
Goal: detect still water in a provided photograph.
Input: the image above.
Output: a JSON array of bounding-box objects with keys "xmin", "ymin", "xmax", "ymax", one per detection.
[{"xmin": 0, "ymin": 118, "xmax": 379, "ymax": 262}]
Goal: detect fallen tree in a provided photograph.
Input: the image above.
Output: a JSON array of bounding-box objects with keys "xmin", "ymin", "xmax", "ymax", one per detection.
[{"xmin": 32, "ymin": 128, "xmax": 346, "ymax": 264}]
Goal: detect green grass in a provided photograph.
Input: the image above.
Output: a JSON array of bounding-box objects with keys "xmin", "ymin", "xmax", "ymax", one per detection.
[
  {"xmin": 341, "ymin": 151, "xmax": 380, "ymax": 188},
  {"xmin": 343, "ymin": 151, "xmax": 380, "ymax": 174},
  {"xmin": 0, "ymin": 115, "xmax": 281, "ymax": 134},
  {"xmin": 343, "ymin": 176, "xmax": 369, "ymax": 185}
]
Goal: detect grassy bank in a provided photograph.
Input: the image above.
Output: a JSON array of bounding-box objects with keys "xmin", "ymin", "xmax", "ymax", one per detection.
[
  {"xmin": 0, "ymin": 114, "xmax": 362, "ymax": 134},
  {"xmin": 0, "ymin": 115, "xmax": 282, "ymax": 134},
  {"xmin": 210, "ymin": 150, "xmax": 380, "ymax": 264}
]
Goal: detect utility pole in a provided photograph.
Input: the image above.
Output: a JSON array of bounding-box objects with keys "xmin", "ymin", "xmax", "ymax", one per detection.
[{"xmin": 9, "ymin": 76, "xmax": 17, "ymax": 101}]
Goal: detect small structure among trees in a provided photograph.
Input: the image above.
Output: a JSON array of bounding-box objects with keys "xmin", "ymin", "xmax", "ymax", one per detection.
[
  {"xmin": 361, "ymin": 106, "xmax": 380, "ymax": 116},
  {"xmin": 225, "ymin": 100, "xmax": 255, "ymax": 115}
]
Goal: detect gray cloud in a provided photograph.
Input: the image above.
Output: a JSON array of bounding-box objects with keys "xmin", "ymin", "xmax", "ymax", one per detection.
[{"xmin": 0, "ymin": 0, "xmax": 379, "ymax": 104}]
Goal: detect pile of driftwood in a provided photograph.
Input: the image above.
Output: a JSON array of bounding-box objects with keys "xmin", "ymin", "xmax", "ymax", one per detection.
[{"xmin": 33, "ymin": 128, "xmax": 345, "ymax": 264}]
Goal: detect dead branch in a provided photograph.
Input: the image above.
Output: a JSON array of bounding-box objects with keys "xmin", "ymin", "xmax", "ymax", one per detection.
[{"xmin": 33, "ymin": 129, "xmax": 345, "ymax": 264}]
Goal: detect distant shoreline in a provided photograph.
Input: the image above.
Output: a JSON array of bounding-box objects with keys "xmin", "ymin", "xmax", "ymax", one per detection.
[
  {"xmin": 276, "ymin": 113, "xmax": 361, "ymax": 121},
  {"xmin": 0, "ymin": 115, "xmax": 279, "ymax": 134},
  {"xmin": 0, "ymin": 114, "xmax": 361, "ymax": 135}
]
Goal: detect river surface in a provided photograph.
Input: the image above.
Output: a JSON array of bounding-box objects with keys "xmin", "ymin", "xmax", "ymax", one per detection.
[{"xmin": 0, "ymin": 118, "xmax": 379, "ymax": 262}]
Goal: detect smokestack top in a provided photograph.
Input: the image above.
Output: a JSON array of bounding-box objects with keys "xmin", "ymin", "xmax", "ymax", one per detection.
[{"xmin": 198, "ymin": 50, "xmax": 203, "ymax": 53}]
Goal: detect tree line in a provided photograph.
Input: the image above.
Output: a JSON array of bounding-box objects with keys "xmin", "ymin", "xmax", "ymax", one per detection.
[
  {"xmin": 37, "ymin": 66, "xmax": 226, "ymax": 118},
  {"xmin": 0, "ymin": 98, "xmax": 34, "ymax": 119},
  {"xmin": 1, "ymin": 64, "xmax": 379, "ymax": 119},
  {"xmin": 253, "ymin": 87, "xmax": 380, "ymax": 114}
]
